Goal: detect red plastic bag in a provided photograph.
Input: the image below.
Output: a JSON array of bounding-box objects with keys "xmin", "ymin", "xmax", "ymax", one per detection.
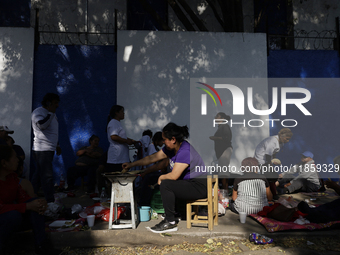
[
  {"xmin": 82, "ymin": 203, "xmax": 127, "ymax": 222},
  {"xmin": 98, "ymin": 206, "xmax": 126, "ymax": 222}
]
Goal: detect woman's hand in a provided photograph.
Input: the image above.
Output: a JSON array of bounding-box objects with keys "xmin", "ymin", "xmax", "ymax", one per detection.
[
  {"xmin": 284, "ymin": 183, "xmax": 291, "ymax": 188},
  {"xmin": 38, "ymin": 199, "xmax": 48, "ymax": 215},
  {"xmin": 26, "ymin": 199, "xmax": 47, "ymax": 214},
  {"xmin": 126, "ymin": 138, "xmax": 135, "ymax": 145},
  {"xmin": 122, "ymin": 162, "xmax": 132, "ymax": 171},
  {"xmin": 157, "ymin": 175, "xmax": 165, "ymax": 185},
  {"xmin": 325, "ymin": 180, "xmax": 339, "ymax": 189}
]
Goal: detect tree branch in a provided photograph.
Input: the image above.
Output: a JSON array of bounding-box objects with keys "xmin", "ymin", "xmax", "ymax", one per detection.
[
  {"xmin": 167, "ymin": 0, "xmax": 196, "ymax": 31},
  {"xmin": 176, "ymin": 0, "xmax": 208, "ymax": 31},
  {"xmin": 206, "ymin": 0, "xmax": 226, "ymax": 31}
]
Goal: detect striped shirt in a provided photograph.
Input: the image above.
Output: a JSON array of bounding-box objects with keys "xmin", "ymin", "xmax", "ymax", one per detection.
[{"xmin": 233, "ymin": 173, "xmax": 269, "ymax": 214}]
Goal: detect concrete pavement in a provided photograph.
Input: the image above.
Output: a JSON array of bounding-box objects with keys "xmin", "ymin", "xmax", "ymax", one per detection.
[{"xmin": 48, "ymin": 190, "xmax": 340, "ymax": 249}]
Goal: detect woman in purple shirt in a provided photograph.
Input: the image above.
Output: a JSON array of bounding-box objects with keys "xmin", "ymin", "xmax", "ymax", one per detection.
[{"xmin": 123, "ymin": 122, "xmax": 206, "ymax": 233}]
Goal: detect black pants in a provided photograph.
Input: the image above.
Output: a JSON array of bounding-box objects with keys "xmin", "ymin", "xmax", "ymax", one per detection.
[
  {"xmin": 0, "ymin": 198, "xmax": 46, "ymax": 251},
  {"xmin": 160, "ymin": 178, "xmax": 207, "ymax": 222},
  {"xmin": 305, "ymin": 198, "xmax": 340, "ymax": 223}
]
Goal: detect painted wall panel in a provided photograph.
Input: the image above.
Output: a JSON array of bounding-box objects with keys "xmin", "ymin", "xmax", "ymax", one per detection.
[
  {"xmin": 268, "ymin": 50, "xmax": 340, "ymax": 179},
  {"xmin": 117, "ymin": 30, "xmax": 269, "ymax": 169},
  {"xmin": 0, "ymin": 27, "xmax": 34, "ymax": 176},
  {"xmin": 32, "ymin": 45, "xmax": 116, "ymax": 182}
]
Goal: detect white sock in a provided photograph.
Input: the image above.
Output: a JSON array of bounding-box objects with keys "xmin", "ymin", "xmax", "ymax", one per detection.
[{"xmin": 169, "ymin": 221, "xmax": 176, "ymax": 224}]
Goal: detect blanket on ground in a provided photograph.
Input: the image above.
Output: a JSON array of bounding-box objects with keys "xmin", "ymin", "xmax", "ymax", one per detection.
[{"xmin": 249, "ymin": 214, "xmax": 340, "ymax": 232}]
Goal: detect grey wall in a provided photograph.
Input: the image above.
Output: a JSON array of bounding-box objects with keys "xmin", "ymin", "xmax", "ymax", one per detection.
[
  {"xmin": 0, "ymin": 27, "xmax": 35, "ymax": 173},
  {"xmin": 117, "ymin": 31, "xmax": 269, "ymax": 168}
]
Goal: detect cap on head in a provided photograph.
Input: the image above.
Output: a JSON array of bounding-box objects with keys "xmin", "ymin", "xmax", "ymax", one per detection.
[
  {"xmin": 0, "ymin": 126, "xmax": 14, "ymax": 134},
  {"xmin": 301, "ymin": 151, "xmax": 313, "ymax": 159}
]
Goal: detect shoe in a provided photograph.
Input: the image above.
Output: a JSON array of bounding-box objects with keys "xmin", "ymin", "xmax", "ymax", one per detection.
[
  {"xmin": 149, "ymin": 219, "xmax": 178, "ymax": 233},
  {"xmin": 160, "ymin": 213, "xmax": 181, "ymax": 221}
]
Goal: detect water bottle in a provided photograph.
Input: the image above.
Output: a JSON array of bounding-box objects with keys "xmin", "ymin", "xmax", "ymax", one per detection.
[{"xmin": 100, "ymin": 187, "xmax": 107, "ymax": 202}]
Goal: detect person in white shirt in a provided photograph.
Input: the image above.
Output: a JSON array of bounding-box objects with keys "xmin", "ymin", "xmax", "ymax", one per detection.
[
  {"xmin": 106, "ymin": 105, "xmax": 135, "ymax": 172},
  {"xmin": 31, "ymin": 93, "xmax": 61, "ymax": 203}
]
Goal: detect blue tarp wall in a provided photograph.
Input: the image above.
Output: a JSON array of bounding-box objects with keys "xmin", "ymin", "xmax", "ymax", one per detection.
[
  {"xmin": 32, "ymin": 45, "xmax": 116, "ymax": 183},
  {"xmin": 268, "ymin": 50, "xmax": 340, "ymax": 179}
]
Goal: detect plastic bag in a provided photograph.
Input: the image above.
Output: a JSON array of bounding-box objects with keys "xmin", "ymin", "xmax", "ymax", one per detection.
[
  {"xmin": 249, "ymin": 233, "xmax": 273, "ymax": 244},
  {"xmin": 277, "ymin": 196, "xmax": 299, "ymax": 208},
  {"xmin": 82, "ymin": 203, "xmax": 126, "ymax": 221},
  {"xmin": 71, "ymin": 204, "xmax": 83, "ymax": 214}
]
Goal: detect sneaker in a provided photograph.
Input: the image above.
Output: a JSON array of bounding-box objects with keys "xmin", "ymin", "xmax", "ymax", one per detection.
[
  {"xmin": 149, "ymin": 219, "xmax": 178, "ymax": 233},
  {"xmin": 160, "ymin": 213, "xmax": 181, "ymax": 221}
]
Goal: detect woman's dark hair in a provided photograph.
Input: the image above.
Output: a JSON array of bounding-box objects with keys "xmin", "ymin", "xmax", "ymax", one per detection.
[
  {"xmin": 142, "ymin": 129, "xmax": 153, "ymax": 138},
  {"xmin": 152, "ymin": 131, "xmax": 163, "ymax": 144},
  {"xmin": 16, "ymin": 157, "xmax": 24, "ymax": 177},
  {"xmin": 89, "ymin": 134, "xmax": 99, "ymax": 143},
  {"xmin": 162, "ymin": 123, "xmax": 189, "ymax": 143},
  {"xmin": 241, "ymin": 157, "xmax": 259, "ymax": 172},
  {"xmin": 217, "ymin": 112, "xmax": 230, "ymax": 121},
  {"xmin": 0, "ymin": 145, "xmax": 14, "ymax": 168},
  {"xmin": 107, "ymin": 105, "xmax": 124, "ymax": 125},
  {"xmin": 41, "ymin": 93, "xmax": 60, "ymax": 107},
  {"xmin": 6, "ymin": 136, "xmax": 15, "ymax": 145}
]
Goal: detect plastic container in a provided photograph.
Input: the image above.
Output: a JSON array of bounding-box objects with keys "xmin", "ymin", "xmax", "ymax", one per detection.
[
  {"xmin": 219, "ymin": 189, "xmax": 229, "ymax": 208},
  {"xmin": 239, "ymin": 212, "xmax": 247, "ymax": 223},
  {"xmin": 139, "ymin": 206, "xmax": 151, "ymax": 222},
  {"xmin": 150, "ymin": 188, "xmax": 165, "ymax": 213}
]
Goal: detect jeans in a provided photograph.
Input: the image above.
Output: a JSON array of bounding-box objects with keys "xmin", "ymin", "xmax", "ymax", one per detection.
[
  {"xmin": 0, "ymin": 198, "xmax": 46, "ymax": 251},
  {"xmin": 278, "ymin": 174, "xmax": 320, "ymax": 193},
  {"xmin": 31, "ymin": 150, "xmax": 55, "ymax": 203}
]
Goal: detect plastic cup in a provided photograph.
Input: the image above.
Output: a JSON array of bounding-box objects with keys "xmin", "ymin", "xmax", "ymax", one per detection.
[
  {"xmin": 87, "ymin": 215, "xmax": 95, "ymax": 227},
  {"xmin": 239, "ymin": 212, "xmax": 247, "ymax": 223},
  {"xmin": 219, "ymin": 189, "xmax": 229, "ymax": 208},
  {"xmin": 219, "ymin": 189, "xmax": 228, "ymax": 200}
]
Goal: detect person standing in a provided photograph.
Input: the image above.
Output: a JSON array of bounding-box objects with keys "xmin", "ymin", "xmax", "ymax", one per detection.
[
  {"xmin": 31, "ymin": 93, "xmax": 61, "ymax": 203},
  {"xmin": 209, "ymin": 112, "xmax": 233, "ymax": 189},
  {"xmin": 106, "ymin": 105, "xmax": 135, "ymax": 172}
]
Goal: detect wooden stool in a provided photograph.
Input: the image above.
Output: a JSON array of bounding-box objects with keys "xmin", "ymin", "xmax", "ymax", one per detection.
[{"xmin": 186, "ymin": 175, "xmax": 219, "ymax": 230}]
